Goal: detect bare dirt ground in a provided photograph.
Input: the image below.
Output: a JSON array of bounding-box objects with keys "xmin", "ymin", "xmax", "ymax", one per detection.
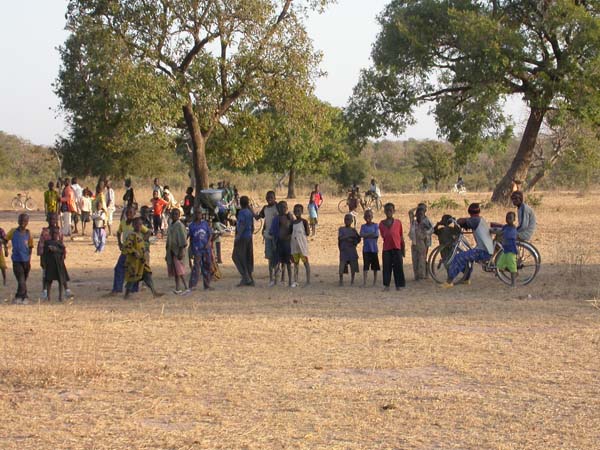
[{"xmin": 0, "ymin": 190, "xmax": 599, "ymax": 449}]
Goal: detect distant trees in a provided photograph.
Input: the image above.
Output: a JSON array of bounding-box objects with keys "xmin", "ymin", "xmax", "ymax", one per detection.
[
  {"xmin": 413, "ymin": 141, "xmax": 453, "ymax": 190},
  {"xmin": 347, "ymin": 1, "xmax": 600, "ymax": 203}
]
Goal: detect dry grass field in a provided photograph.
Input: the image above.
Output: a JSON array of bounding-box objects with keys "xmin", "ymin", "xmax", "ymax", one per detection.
[{"xmin": 0, "ymin": 189, "xmax": 599, "ymax": 449}]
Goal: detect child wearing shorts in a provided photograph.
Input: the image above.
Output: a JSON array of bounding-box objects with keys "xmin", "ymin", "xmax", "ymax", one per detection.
[
  {"xmin": 291, "ymin": 204, "xmax": 310, "ymax": 287},
  {"xmin": 495, "ymin": 211, "xmax": 518, "ymax": 287},
  {"xmin": 360, "ymin": 209, "xmax": 380, "ymax": 286},
  {"xmin": 338, "ymin": 214, "xmax": 361, "ymax": 286}
]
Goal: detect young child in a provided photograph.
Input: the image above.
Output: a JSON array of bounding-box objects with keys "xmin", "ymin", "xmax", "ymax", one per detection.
[
  {"xmin": 359, "ymin": 209, "xmax": 380, "ymax": 286},
  {"xmin": 123, "ymin": 218, "xmax": 162, "ymax": 299},
  {"xmin": 495, "ymin": 211, "xmax": 518, "ymax": 287},
  {"xmin": 256, "ymin": 191, "xmax": 278, "ymax": 286},
  {"xmin": 92, "ymin": 185, "xmax": 107, "ymax": 252},
  {"xmin": 444, "ymin": 203, "xmax": 494, "ymax": 288},
  {"xmin": 79, "ymin": 188, "xmax": 92, "ymax": 236},
  {"xmin": 188, "ymin": 208, "xmax": 213, "ymax": 291},
  {"xmin": 232, "ymin": 195, "xmax": 255, "ymax": 287},
  {"xmin": 166, "ymin": 209, "xmax": 189, "ymax": 295},
  {"xmin": 151, "ymin": 190, "xmax": 169, "ymax": 236},
  {"xmin": 44, "ymin": 181, "xmax": 60, "ymax": 222},
  {"xmin": 182, "ymin": 187, "xmax": 195, "ymax": 222},
  {"xmin": 7, "ymin": 213, "xmax": 34, "ymax": 303},
  {"xmin": 408, "ymin": 204, "xmax": 433, "ymax": 280},
  {"xmin": 42, "ymin": 227, "xmax": 69, "ymax": 302},
  {"xmin": 338, "ymin": 213, "xmax": 361, "ymax": 286},
  {"xmin": 433, "ymin": 214, "xmax": 461, "ymax": 264},
  {"xmin": 291, "ymin": 204, "xmax": 311, "ymax": 287},
  {"xmin": 307, "ymin": 192, "xmax": 318, "ymax": 237},
  {"xmin": 379, "ymin": 203, "xmax": 406, "ymax": 291},
  {"xmin": 269, "ymin": 201, "xmax": 294, "ymax": 286},
  {"xmin": 0, "ymin": 227, "xmax": 7, "ymax": 286},
  {"xmin": 38, "ymin": 213, "xmax": 73, "ymax": 300}
]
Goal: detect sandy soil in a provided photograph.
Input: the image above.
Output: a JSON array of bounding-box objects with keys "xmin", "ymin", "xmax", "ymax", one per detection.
[{"xmin": 0, "ymin": 190, "xmax": 599, "ymax": 449}]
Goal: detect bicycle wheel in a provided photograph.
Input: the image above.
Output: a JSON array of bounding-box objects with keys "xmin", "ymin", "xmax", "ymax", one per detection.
[
  {"xmin": 337, "ymin": 199, "xmax": 348, "ymax": 213},
  {"xmin": 429, "ymin": 244, "xmax": 472, "ymax": 284},
  {"xmin": 11, "ymin": 198, "xmax": 21, "ymax": 210},
  {"xmin": 25, "ymin": 198, "xmax": 36, "ymax": 211},
  {"xmin": 495, "ymin": 241, "xmax": 540, "ymax": 286},
  {"xmin": 253, "ymin": 217, "xmax": 263, "ymax": 235},
  {"xmin": 375, "ymin": 198, "xmax": 383, "ymax": 211}
]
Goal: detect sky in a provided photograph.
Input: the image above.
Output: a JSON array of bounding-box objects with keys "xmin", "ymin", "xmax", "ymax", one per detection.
[{"xmin": 0, "ymin": 0, "xmax": 524, "ymax": 147}]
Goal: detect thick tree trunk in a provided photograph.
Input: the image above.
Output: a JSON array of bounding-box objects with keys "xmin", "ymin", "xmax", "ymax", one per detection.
[
  {"xmin": 182, "ymin": 102, "xmax": 210, "ymax": 202},
  {"xmin": 527, "ymin": 145, "xmax": 565, "ymax": 192},
  {"xmin": 287, "ymin": 166, "xmax": 296, "ymax": 199},
  {"xmin": 491, "ymin": 107, "xmax": 546, "ymax": 204}
]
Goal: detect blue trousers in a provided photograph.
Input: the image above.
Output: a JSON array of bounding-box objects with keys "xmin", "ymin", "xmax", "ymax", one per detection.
[
  {"xmin": 112, "ymin": 254, "xmax": 138, "ymax": 293},
  {"xmin": 189, "ymin": 251, "xmax": 212, "ymax": 289},
  {"xmin": 448, "ymin": 248, "xmax": 490, "ymax": 280}
]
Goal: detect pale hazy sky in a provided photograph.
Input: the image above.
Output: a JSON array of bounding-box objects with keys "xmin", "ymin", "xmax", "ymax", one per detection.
[{"xmin": 0, "ymin": 0, "xmax": 524, "ymax": 146}]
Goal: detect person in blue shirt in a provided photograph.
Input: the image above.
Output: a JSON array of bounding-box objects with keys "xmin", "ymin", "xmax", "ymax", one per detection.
[
  {"xmin": 232, "ymin": 196, "xmax": 254, "ymax": 287},
  {"xmin": 359, "ymin": 209, "xmax": 380, "ymax": 286},
  {"xmin": 495, "ymin": 211, "xmax": 518, "ymax": 287},
  {"xmin": 188, "ymin": 208, "xmax": 213, "ymax": 290},
  {"xmin": 6, "ymin": 213, "xmax": 34, "ymax": 304}
]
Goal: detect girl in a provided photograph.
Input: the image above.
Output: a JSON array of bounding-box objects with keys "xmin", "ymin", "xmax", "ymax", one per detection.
[
  {"xmin": 307, "ymin": 192, "xmax": 318, "ymax": 237},
  {"xmin": 291, "ymin": 204, "xmax": 310, "ymax": 287},
  {"xmin": 123, "ymin": 218, "xmax": 162, "ymax": 298},
  {"xmin": 379, "ymin": 203, "xmax": 406, "ymax": 291},
  {"xmin": 42, "ymin": 227, "xmax": 69, "ymax": 301}
]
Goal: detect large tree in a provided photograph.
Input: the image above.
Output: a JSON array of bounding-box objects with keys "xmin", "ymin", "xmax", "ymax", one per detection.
[
  {"xmin": 61, "ymin": 0, "xmax": 329, "ymax": 197},
  {"xmin": 346, "ymin": 0, "xmax": 600, "ymax": 203}
]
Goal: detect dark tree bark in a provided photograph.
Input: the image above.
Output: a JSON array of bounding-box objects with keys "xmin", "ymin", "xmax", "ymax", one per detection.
[
  {"xmin": 287, "ymin": 165, "xmax": 296, "ymax": 199},
  {"xmin": 182, "ymin": 102, "xmax": 210, "ymax": 203},
  {"xmin": 491, "ymin": 107, "xmax": 547, "ymax": 204}
]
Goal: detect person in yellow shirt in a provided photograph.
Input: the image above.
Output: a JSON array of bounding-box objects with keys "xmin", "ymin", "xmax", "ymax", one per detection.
[{"xmin": 44, "ymin": 181, "xmax": 60, "ymax": 221}]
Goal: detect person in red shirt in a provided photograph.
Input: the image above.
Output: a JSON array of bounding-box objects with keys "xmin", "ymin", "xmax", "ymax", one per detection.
[
  {"xmin": 151, "ymin": 191, "xmax": 169, "ymax": 236},
  {"xmin": 311, "ymin": 184, "xmax": 323, "ymax": 209},
  {"xmin": 379, "ymin": 202, "xmax": 406, "ymax": 291}
]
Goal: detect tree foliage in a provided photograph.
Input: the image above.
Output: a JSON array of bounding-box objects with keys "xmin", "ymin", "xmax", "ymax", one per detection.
[
  {"xmin": 413, "ymin": 140, "xmax": 453, "ymax": 190},
  {"xmin": 347, "ymin": 0, "xmax": 600, "ymax": 203},
  {"xmin": 60, "ymin": 0, "xmax": 331, "ymax": 199}
]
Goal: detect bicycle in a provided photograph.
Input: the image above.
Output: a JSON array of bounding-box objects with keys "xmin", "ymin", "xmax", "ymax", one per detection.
[
  {"xmin": 451, "ymin": 184, "xmax": 467, "ymax": 195},
  {"xmin": 12, "ymin": 192, "xmax": 36, "ymax": 211},
  {"xmin": 428, "ymin": 221, "xmax": 541, "ymax": 286},
  {"xmin": 363, "ymin": 192, "xmax": 383, "ymax": 211}
]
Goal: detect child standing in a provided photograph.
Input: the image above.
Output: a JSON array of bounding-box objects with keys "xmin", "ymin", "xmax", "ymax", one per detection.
[
  {"xmin": 269, "ymin": 201, "xmax": 294, "ymax": 286},
  {"xmin": 38, "ymin": 213, "xmax": 74, "ymax": 300},
  {"xmin": 44, "ymin": 181, "xmax": 60, "ymax": 222},
  {"xmin": 338, "ymin": 213, "xmax": 361, "ymax": 286},
  {"xmin": 79, "ymin": 188, "xmax": 92, "ymax": 236},
  {"xmin": 495, "ymin": 211, "xmax": 518, "ymax": 287},
  {"xmin": 188, "ymin": 209, "xmax": 213, "ymax": 291},
  {"xmin": 360, "ymin": 209, "xmax": 380, "ymax": 286},
  {"xmin": 151, "ymin": 190, "xmax": 169, "ymax": 236},
  {"xmin": 0, "ymin": 227, "xmax": 7, "ymax": 285},
  {"xmin": 232, "ymin": 196, "xmax": 255, "ymax": 287},
  {"xmin": 379, "ymin": 203, "xmax": 406, "ymax": 291},
  {"xmin": 6, "ymin": 213, "xmax": 34, "ymax": 303},
  {"xmin": 92, "ymin": 184, "xmax": 108, "ymax": 252},
  {"xmin": 183, "ymin": 187, "xmax": 195, "ymax": 222},
  {"xmin": 123, "ymin": 218, "xmax": 162, "ymax": 299},
  {"xmin": 408, "ymin": 204, "xmax": 433, "ymax": 280},
  {"xmin": 166, "ymin": 209, "xmax": 189, "ymax": 295},
  {"xmin": 307, "ymin": 192, "xmax": 318, "ymax": 237},
  {"xmin": 256, "ymin": 191, "xmax": 278, "ymax": 286},
  {"xmin": 291, "ymin": 204, "xmax": 311, "ymax": 287},
  {"xmin": 42, "ymin": 227, "xmax": 69, "ymax": 302}
]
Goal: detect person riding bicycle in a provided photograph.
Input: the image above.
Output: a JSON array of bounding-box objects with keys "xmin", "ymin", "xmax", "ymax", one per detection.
[
  {"xmin": 443, "ymin": 203, "xmax": 493, "ymax": 288},
  {"xmin": 456, "ymin": 176, "xmax": 465, "ymax": 190},
  {"xmin": 366, "ymin": 179, "xmax": 381, "ymax": 200}
]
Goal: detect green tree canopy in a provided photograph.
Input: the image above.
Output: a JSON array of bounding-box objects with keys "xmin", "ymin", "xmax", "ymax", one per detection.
[
  {"xmin": 347, "ymin": 0, "xmax": 600, "ymax": 203},
  {"xmin": 413, "ymin": 140, "xmax": 453, "ymax": 190},
  {"xmin": 60, "ymin": 0, "xmax": 331, "ymax": 200}
]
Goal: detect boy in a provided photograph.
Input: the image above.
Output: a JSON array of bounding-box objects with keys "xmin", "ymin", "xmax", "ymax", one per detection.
[
  {"xmin": 256, "ymin": 191, "xmax": 278, "ymax": 285},
  {"xmin": 44, "ymin": 181, "xmax": 60, "ymax": 222},
  {"xmin": 151, "ymin": 190, "xmax": 169, "ymax": 236},
  {"xmin": 188, "ymin": 208, "xmax": 213, "ymax": 290},
  {"xmin": 269, "ymin": 201, "xmax": 294, "ymax": 286},
  {"xmin": 379, "ymin": 203, "xmax": 406, "ymax": 291},
  {"xmin": 338, "ymin": 213, "xmax": 361, "ymax": 286},
  {"xmin": 79, "ymin": 188, "xmax": 92, "ymax": 236},
  {"xmin": 291, "ymin": 204, "xmax": 310, "ymax": 287},
  {"xmin": 408, "ymin": 204, "xmax": 433, "ymax": 280},
  {"xmin": 232, "ymin": 196, "xmax": 255, "ymax": 287},
  {"xmin": 7, "ymin": 213, "xmax": 34, "ymax": 303},
  {"xmin": 495, "ymin": 211, "xmax": 518, "ymax": 287},
  {"xmin": 183, "ymin": 187, "xmax": 195, "ymax": 222},
  {"xmin": 443, "ymin": 203, "xmax": 494, "ymax": 288},
  {"xmin": 359, "ymin": 209, "xmax": 380, "ymax": 286},
  {"xmin": 123, "ymin": 218, "xmax": 162, "ymax": 299}
]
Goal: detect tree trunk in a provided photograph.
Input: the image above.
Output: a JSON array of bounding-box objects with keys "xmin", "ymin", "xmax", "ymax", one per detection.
[
  {"xmin": 491, "ymin": 107, "xmax": 546, "ymax": 204},
  {"xmin": 287, "ymin": 166, "xmax": 296, "ymax": 199},
  {"xmin": 527, "ymin": 145, "xmax": 565, "ymax": 192},
  {"xmin": 182, "ymin": 102, "xmax": 210, "ymax": 202}
]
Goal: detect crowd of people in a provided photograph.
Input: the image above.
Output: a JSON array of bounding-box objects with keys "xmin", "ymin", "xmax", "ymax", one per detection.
[{"xmin": 0, "ymin": 176, "xmax": 536, "ymax": 302}]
